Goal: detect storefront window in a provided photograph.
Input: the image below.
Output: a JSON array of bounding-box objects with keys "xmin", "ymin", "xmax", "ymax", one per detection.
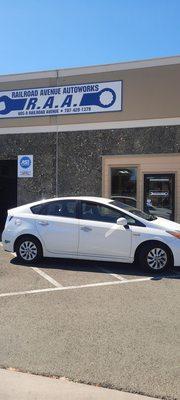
[
  {"xmin": 144, "ymin": 174, "xmax": 175, "ymax": 220},
  {"xmin": 111, "ymin": 167, "xmax": 137, "ymax": 207}
]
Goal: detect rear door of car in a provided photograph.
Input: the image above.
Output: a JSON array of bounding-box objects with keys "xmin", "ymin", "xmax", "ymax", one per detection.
[{"xmin": 32, "ymin": 200, "xmax": 79, "ymax": 255}]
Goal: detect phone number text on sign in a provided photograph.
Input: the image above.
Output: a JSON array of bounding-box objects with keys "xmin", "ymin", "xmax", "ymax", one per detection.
[{"xmin": 0, "ymin": 81, "xmax": 122, "ymax": 119}]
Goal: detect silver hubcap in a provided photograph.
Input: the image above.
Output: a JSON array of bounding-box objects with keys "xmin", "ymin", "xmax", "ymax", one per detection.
[
  {"xmin": 19, "ymin": 241, "xmax": 37, "ymax": 261},
  {"xmin": 147, "ymin": 247, "xmax": 167, "ymax": 270}
]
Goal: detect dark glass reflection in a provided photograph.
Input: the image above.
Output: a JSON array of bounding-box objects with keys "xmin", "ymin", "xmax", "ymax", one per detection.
[{"xmin": 111, "ymin": 167, "xmax": 137, "ymax": 207}]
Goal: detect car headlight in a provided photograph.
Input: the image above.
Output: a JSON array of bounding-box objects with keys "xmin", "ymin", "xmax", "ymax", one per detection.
[{"xmin": 166, "ymin": 231, "xmax": 180, "ymax": 239}]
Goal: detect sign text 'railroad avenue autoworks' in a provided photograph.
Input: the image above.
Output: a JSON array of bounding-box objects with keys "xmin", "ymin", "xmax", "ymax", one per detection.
[{"xmin": 0, "ymin": 81, "xmax": 122, "ymax": 119}]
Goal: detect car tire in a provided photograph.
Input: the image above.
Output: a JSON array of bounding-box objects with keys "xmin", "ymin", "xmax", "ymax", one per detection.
[
  {"xmin": 15, "ymin": 235, "xmax": 42, "ymax": 264},
  {"xmin": 138, "ymin": 242, "xmax": 172, "ymax": 273}
]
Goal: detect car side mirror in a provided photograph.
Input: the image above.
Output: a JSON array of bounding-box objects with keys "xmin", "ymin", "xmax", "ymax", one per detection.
[{"xmin": 116, "ymin": 217, "xmax": 128, "ymax": 226}]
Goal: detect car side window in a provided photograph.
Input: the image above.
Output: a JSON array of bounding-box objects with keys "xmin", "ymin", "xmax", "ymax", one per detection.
[
  {"xmin": 31, "ymin": 200, "xmax": 77, "ymax": 218},
  {"xmin": 81, "ymin": 202, "xmax": 124, "ymax": 223},
  {"xmin": 31, "ymin": 204, "xmax": 47, "ymax": 215},
  {"xmin": 80, "ymin": 201, "xmax": 144, "ymax": 226}
]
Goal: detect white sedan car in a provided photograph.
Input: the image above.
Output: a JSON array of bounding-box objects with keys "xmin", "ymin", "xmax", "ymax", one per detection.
[{"xmin": 2, "ymin": 196, "xmax": 180, "ymax": 272}]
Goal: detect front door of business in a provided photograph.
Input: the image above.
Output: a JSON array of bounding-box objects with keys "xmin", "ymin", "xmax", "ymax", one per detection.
[{"xmin": 144, "ymin": 174, "xmax": 175, "ymax": 221}]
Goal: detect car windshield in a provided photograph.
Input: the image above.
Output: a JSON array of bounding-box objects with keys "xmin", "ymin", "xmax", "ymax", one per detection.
[{"xmin": 110, "ymin": 200, "xmax": 157, "ymax": 221}]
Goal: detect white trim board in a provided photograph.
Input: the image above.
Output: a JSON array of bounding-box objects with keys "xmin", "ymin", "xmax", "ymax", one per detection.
[
  {"xmin": 0, "ymin": 56, "xmax": 180, "ymax": 82},
  {"xmin": 0, "ymin": 117, "xmax": 180, "ymax": 135}
]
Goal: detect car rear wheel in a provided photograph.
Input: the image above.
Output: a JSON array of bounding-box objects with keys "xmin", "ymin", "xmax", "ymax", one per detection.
[
  {"xmin": 138, "ymin": 242, "xmax": 172, "ymax": 272},
  {"xmin": 15, "ymin": 236, "xmax": 42, "ymax": 264}
]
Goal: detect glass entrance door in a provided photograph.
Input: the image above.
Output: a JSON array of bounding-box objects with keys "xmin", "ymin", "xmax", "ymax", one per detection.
[{"xmin": 144, "ymin": 174, "xmax": 175, "ymax": 220}]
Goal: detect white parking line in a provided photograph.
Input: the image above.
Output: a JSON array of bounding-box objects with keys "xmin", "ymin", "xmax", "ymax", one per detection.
[
  {"xmin": 97, "ymin": 266, "xmax": 126, "ymax": 281},
  {"xmin": 1, "ymin": 275, "xmax": 179, "ymax": 299},
  {"xmin": 0, "ymin": 246, "xmax": 63, "ymax": 287},
  {"xmin": 31, "ymin": 267, "xmax": 63, "ymax": 288}
]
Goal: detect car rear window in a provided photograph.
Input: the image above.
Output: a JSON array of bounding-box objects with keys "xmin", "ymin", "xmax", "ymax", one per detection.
[
  {"xmin": 31, "ymin": 200, "xmax": 77, "ymax": 218},
  {"xmin": 31, "ymin": 204, "xmax": 45, "ymax": 215}
]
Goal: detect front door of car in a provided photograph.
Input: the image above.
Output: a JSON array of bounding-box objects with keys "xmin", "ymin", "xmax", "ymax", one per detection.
[
  {"xmin": 35, "ymin": 200, "xmax": 79, "ymax": 255},
  {"xmin": 78, "ymin": 201, "xmax": 132, "ymax": 260}
]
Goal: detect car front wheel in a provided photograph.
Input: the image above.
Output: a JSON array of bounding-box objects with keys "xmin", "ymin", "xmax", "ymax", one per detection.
[
  {"xmin": 138, "ymin": 242, "xmax": 172, "ymax": 272},
  {"xmin": 15, "ymin": 236, "xmax": 42, "ymax": 264}
]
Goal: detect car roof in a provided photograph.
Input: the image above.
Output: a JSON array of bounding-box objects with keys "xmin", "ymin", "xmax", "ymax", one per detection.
[
  {"xmin": 9, "ymin": 196, "xmax": 113, "ymax": 213},
  {"xmin": 32, "ymin": 196, "xmax": 112, "ymax": 205}
]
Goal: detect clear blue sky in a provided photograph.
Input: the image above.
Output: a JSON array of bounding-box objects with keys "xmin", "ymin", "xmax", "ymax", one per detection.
[{"xmin": 0, "ymin": 0, "xmax": 180, "ymax": 75}]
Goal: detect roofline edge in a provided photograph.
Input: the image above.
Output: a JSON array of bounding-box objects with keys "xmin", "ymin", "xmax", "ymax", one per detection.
[{"xmin": 0, "ymin": 55, "xmax": 180, "ymax": 82}]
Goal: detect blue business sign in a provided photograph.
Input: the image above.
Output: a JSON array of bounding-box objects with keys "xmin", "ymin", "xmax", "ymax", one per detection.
[
  {"xmin": 20, "ymin": 156, "xmax": 32, "ymax": 169},
  {"xmin": 0, "ymin": 81, "xmax": 122, "ymax": 119},
  {"xmin": 18, "ymin": 155, "xmax": 33, "ymax": 178}
]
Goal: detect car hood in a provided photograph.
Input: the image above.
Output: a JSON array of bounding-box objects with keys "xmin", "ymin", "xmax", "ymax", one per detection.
[{"xmin": 150, "ymin": 217, "xmax": 180, "ymax": 231}]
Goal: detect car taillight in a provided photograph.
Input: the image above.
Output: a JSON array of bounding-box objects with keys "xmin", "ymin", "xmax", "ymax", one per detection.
[{"xmin": 4, "ymin": 215, "xmax": 13, "ymax": 228}]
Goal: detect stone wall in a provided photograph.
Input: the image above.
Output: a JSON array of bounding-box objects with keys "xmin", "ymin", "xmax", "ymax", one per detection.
[
  {"xmin": 0, "ymin": 125, "xmax": 180, "ymax": 204},
  {"xmin": 58, "ymin": 125, "xmax": 180, "ymax": 196}
]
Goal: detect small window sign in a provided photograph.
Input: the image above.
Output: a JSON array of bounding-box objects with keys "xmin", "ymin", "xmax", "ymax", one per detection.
[
  {"xmin": 150, "ymin": 191, "xmax": 169, "ymax": 197},
  {"xmin": 18, "ymin": 155, "xmax": 33, "ymax": 178}
]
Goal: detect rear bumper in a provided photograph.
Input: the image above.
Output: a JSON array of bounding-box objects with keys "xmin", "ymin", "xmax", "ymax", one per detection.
[{"xmin": 1, "ymin": 230, "xmax": 15, "ymax": 253}]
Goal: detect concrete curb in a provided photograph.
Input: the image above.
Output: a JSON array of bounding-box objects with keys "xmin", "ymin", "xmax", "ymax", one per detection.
[{"xmin": 0, "ymin": 368, "xmax": 160, "ymax": 400}]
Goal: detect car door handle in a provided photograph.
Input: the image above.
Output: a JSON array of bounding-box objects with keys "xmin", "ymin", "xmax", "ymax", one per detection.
[
  {"xmin": 38, "ymin": 220, "xmax": 49, "ymax": 226},
  {"xmin": 80, "ymin": 226, "xmax": 92, "ymax": 232}
]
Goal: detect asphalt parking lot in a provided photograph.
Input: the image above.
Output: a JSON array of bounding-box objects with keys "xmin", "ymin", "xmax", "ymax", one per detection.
[{"xmin": 0, "ymin": 244, "xmax": 179, "ymax": 400}]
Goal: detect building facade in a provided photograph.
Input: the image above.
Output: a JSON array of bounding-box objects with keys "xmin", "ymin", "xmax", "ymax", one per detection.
[{"xmin": 0, "ymin": 56, "xmax": 180, "ymax": 231}]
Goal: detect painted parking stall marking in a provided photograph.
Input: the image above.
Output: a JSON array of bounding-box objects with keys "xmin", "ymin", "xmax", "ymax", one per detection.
[
  {"xmin": 97, "ymin": 266, "xmax": 127, "ymax": 281},
  {"xmin": 8, "ymin": 249, "xmax": 63, "ymax": 288},
  {"xmin": 0, "ymin": 245, "xmax": 179, "ymax": 299},
  {"xmin": 31, "ymin": 267, "xmax": 63, "ymax": 288},
  {"xmin": 0, "ymin": 277, "xmax": 154, "ymax": 298},
  {"xmin": 0, "ymin": 274, "xmax": 179, "ymax": 299}
]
